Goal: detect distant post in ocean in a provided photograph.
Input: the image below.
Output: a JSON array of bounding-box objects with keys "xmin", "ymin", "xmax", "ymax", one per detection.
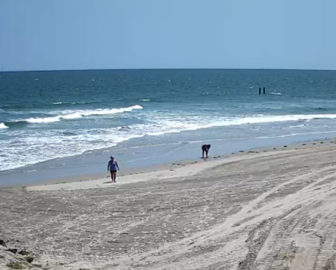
[
  {"xmin": 263, "ymin": 87, "xmax": 266, "ymax": 95},
  {"xmin": 259, "ymin": 87, "xmax": 261, "ymax": 95}
]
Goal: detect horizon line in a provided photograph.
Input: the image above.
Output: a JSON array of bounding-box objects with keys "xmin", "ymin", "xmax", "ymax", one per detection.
[{"xmin": 1, "ymin": 67, "xmax": 336, "ymax": 73}]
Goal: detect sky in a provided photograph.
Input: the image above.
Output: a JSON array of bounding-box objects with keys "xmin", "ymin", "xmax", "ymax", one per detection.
[{"xmin": 0, "ymin": 0, "xmax": 336, "ymax": 71}]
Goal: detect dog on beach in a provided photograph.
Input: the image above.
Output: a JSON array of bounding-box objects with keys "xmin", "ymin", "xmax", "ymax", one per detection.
[{"xmin": 202, "ymin": 144, "xmax": 211, "ymax": 159}]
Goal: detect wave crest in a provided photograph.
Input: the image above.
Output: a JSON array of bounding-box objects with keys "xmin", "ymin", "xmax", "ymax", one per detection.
[
  {"xmin": 0, "ymin": 122, "xmax": 8, "ymax": 129},
  {"xmin": 136, "ymin": 113, "xmax": 336, "ymax": 136},
  {"xmin": 23, "ymin": 105, "xmax": 143, "ymax": 124},
  {"xmin": 224, "ymin": 114, "xmax": 336, "ymax": 126}
]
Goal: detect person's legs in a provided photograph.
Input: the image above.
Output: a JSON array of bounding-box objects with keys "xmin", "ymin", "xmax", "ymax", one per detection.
[
  {"xmin": 111, "ymin": 171, "xmax": 117, "ymax": 182},
  {"xmin": 110, "ymin": 171, "xmax": 113, "ymax": 181},
  {"xmin": 206, "ymin": 150, "xmax": 209, "ymax": 158}
]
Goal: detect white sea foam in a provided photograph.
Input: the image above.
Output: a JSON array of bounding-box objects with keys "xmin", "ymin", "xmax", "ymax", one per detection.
[
  {"xmin": 2, "ymin": 113, "xmax": 336, "ymax": 171},
  {"xmin": 23, "ymin": 105, "xmax": 143, "ymax": 124},
  {"xmin": 102, "ymin": 113, "xmax": 336, "ymax": 141},
  {"xmin": 225, "ymin": 114, "xmax": 336, "ymax": 126},
  {"xmin": 0, "ymin": 122, "xmax": 8, "ymax": 129},
  {"xmin": 143, "ymin": 114, "xmax": 336, "ymax": 134},
  {"xmin": 26, "ymin": 116, "xmax": 61, "ymax": 123}
]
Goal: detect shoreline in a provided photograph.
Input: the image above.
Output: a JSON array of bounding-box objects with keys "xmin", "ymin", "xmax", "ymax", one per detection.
[
  {"xmin": 17, "ymin": 137, "xmax": 335, "ymax": 191},
  {"xmin": 1, "ymin": 136, "xmax": 331, "ymax": 190},
  {"xmin": 1, "ymin": 131, "xmax": 336, "ymax": 188}
]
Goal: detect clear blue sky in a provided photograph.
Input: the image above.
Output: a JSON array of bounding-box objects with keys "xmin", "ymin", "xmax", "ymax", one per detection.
[{"xmin": 1, "ymin": 0, "xmax": 336, "ymax": 71}]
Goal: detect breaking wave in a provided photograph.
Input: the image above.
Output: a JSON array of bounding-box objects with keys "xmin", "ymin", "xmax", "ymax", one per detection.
[
  {"xmin": 15, "ymin": 105, "xmax": 143, "ymax": 124},
  {"xmin": 2, "ymin": 113, "xmax": 336, "ymax": 171},
  {"xmin": 0, "ymin": 123, "xmax": 8, "ymax": 129}
]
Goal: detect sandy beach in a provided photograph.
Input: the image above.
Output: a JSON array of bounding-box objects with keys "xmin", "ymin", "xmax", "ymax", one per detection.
[{"xmin": 1, "ymin": 140, "xmax": 336, "ymax": 269}]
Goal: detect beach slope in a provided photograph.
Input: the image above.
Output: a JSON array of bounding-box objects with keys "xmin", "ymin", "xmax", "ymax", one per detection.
[{"xmin": 1, "ymin": 142, "xmax": 336, "ymax": 269}]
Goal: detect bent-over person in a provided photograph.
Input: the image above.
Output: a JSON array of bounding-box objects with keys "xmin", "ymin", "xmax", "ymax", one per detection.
[{"xmin": 202, "ymin": 144, "xmax": 211, "ymax": 159}]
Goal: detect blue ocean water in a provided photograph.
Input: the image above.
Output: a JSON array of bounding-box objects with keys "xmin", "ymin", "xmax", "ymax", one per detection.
[{"xmin": 1, "ymin": 69, "xmax": 336, "ymax": 183}]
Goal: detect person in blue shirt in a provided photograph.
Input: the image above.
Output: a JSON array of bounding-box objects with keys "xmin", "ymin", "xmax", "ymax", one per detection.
[{"xmin": 107, "ymin": 156, "xmax": 120, "ymax": 183}]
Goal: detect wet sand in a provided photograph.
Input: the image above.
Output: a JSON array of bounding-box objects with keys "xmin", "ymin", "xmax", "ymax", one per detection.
[{"xmin": 1, "ymin": 140, "xmax": 336, "ymax": 269}]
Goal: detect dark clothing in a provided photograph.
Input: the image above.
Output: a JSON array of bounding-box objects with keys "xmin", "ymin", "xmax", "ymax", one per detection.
[
  {"xmin": 107, "ymin": 160, "xmax": 119, "ymax": 171},
  {"xmin": 202, "ymin": 144, "xmax": 211, "ymax": 152},
  {"xmin": 202, "ymin": 144, "xmax": 211, "ymax": 158}
]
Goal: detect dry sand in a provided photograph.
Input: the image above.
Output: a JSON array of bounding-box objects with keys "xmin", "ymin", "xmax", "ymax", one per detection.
[{"xmin": 1, "ymin": 141, "xmax": 336, "ymax": 269}]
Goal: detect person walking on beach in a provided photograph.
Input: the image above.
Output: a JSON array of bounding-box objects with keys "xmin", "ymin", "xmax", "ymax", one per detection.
[
  {"xmin": 107, "ymin": 156, "xmax": 120, "ymax": 183},
  {"xmin": 202, "ymin": 144, "xmax": 211, "ymax": 159}
]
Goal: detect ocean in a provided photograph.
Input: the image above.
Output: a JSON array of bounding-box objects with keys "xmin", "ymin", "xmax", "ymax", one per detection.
[{"xmin": 1, "ymin": 69, "xmax": 336, "ymax": 185}]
